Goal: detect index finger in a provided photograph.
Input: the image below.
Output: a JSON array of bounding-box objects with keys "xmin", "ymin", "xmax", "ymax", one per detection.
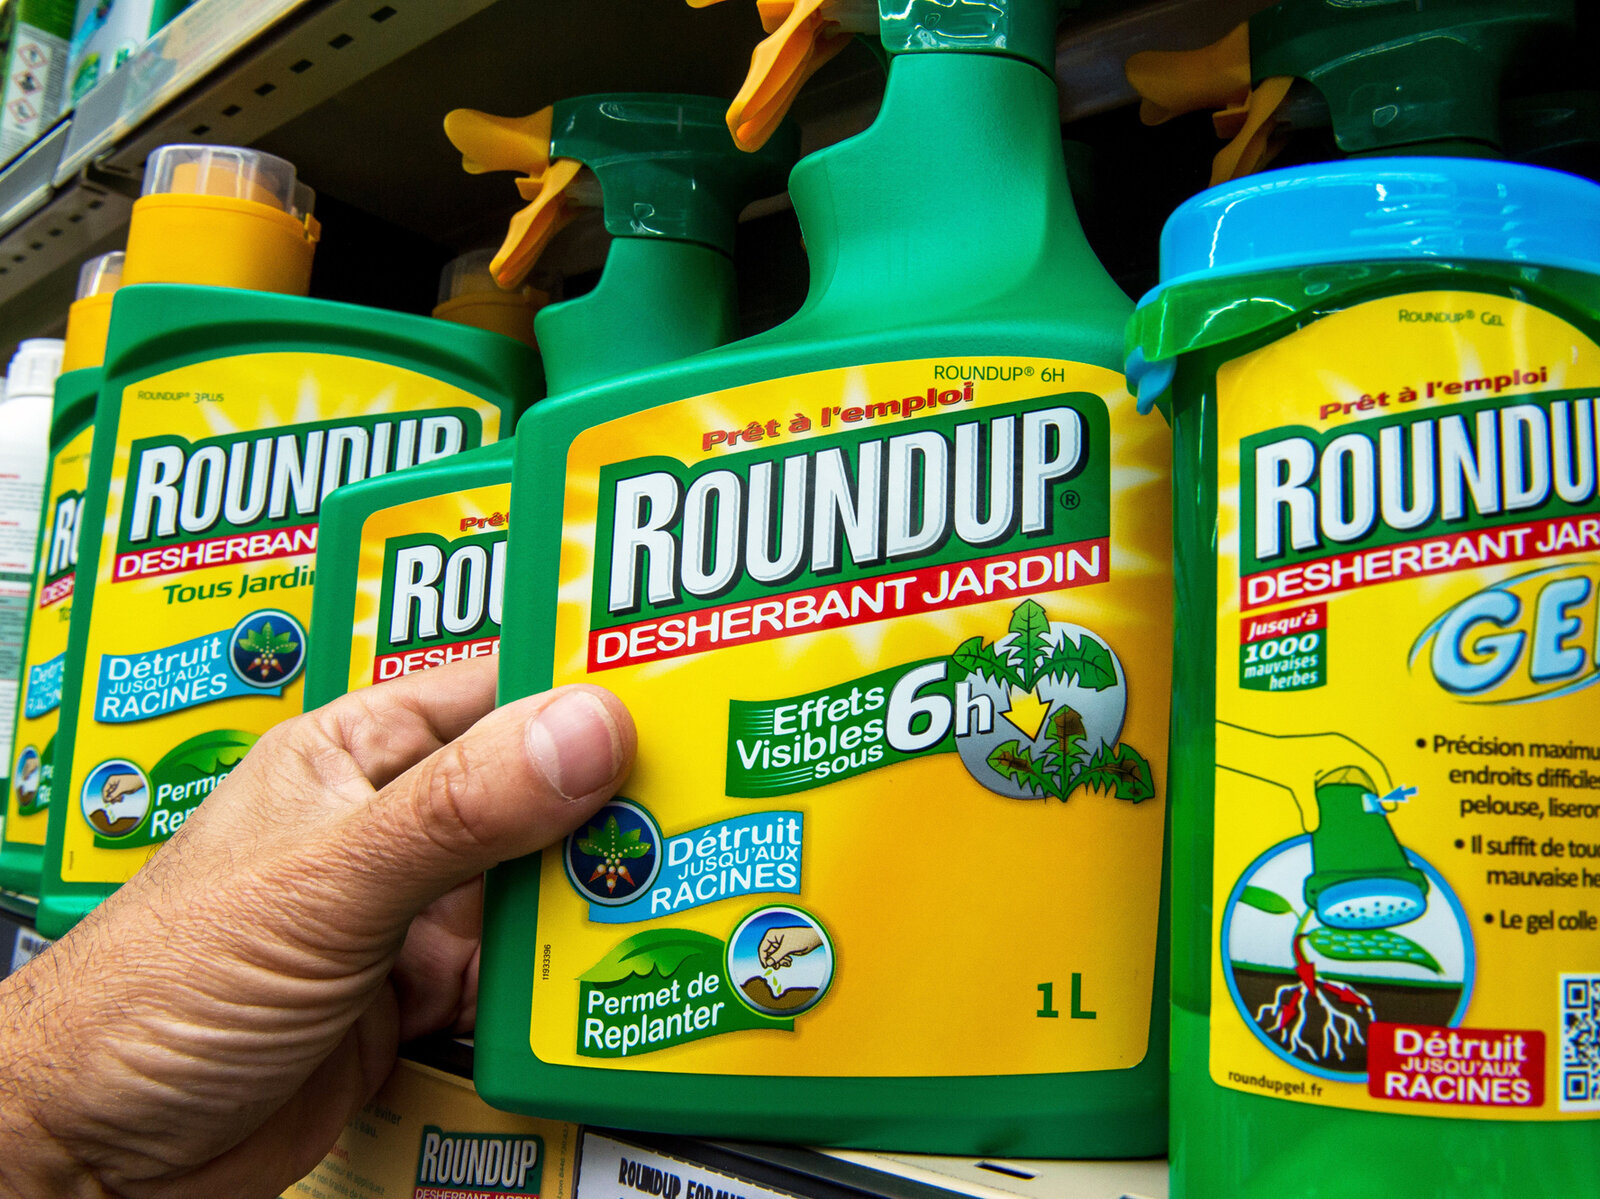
[{"xmin": 307, "ymin": 656, "xmax": 501, "ymax": 791}]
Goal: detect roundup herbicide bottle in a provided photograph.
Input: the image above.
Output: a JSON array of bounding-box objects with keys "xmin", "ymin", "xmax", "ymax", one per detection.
[
  {"xmin": 0, "ymin": 339, "xmax": 65, "ymax": 891},
  {"xmin": 36, "ymin": 145, "xmax": 540, "ymax": 937},
  {"xmin": 303, "ymin": 96, "xmax": 797, "ymax": 708},
  {"xmin": 0, "ymin": 254, "xmax": 122, "ymax": 902},
  {"xmin": 1123, "ymin": 3, "xmax": 1600, "ymax": 1195},
  {"xmin": 475, "ymin": 0, "xmax": 1173, "ymax": 1155}
]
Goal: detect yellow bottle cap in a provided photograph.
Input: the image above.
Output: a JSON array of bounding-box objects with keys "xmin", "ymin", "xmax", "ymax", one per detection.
[
  {"xmin": 692, "ymin": 0, "xmax": 870, "ymax": 151},
  {"xmin": 1125, "ymin": 24, "xmax": 1293, "ymax": 186},
  {"xmin": 62, "ymin": 251, "xmax": 126, "ymax": 373},
  {"xmin": 122, "ymin": 145, "xmax": 322, "ymax": 294},
  {"xmin": 431, "ymin": 248, "xmax": 549, "ymax": 348}
]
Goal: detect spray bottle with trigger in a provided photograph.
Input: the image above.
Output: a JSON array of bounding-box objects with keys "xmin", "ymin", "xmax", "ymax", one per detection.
[
  {"xmin": 1126, "ymin": 2, "xmax": 1597, "ymax": 1195},
  {"xmin": 475, "ymin": 0, "xmax": 1173, "ymax": 1155},
  {"xmin": 1126, "ymin": 0, "xmax": 1571, "ymax": 187},
  {"xmin": 303, "ymin": 96, "xmax": 797, "ymax": 706}
]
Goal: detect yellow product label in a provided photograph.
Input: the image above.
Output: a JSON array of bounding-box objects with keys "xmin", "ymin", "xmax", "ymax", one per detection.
[
  {"xmin": 530, "ymin": 357, "xmax": 1171, "ymax": 1076},
  {"xmin": 7, "ymin": 426, "xmax": 93, "ymax": 845},
  {"xmin": 1210, "ymin": 292, "xmax": 1600, "ymax": 1119},
  {"xmin": 350, "ymin": 483, "xmax": 510, "ymax": 691},
  {"xmin": 62, "ymin": 353, "xmax": 502, "ymax": 884},
  {"xmin": 284, "ymin": 1058, "xmax": 579, "ymax": 1199}
]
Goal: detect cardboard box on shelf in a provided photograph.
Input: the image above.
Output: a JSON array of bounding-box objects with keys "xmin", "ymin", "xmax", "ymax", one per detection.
[
  {"xmin": 284, "ymin": 1057, "xmax": 580, "ymax": 1199},
  {"xmin": 0, "ymin": 0, "xmax": 75, "ymax": 164}
]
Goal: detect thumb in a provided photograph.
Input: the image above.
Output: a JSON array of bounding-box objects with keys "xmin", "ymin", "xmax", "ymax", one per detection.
[{"xmin": 332, "ymin": 684, "xmax": 635, "ymax": 926}]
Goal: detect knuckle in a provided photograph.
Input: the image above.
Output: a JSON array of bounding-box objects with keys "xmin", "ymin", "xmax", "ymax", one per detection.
[{"xmin": 411, "ymin": 741, "xmax": 496, "ymax": 857}]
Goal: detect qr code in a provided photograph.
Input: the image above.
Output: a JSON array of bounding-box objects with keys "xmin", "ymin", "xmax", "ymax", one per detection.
[{"xmin": 1560, "ymin": 974, "xmax": 1600, "ymax": 1111}]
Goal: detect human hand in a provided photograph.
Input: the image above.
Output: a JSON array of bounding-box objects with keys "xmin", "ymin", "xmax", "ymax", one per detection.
[
  {"xmin": 0, "ymin": 657, "xmax": 634, "ymax": 1199},
  {"xmin": 1215, "ymin": 722, "xmax": 1394, "ymax": 833},
  {"xmin": 759, "ymin": 925, "xmax": 822, "ymax": 970},
  {"xmin": 101, "ymin": 771, "xmax": 144, "ymax": 804}
]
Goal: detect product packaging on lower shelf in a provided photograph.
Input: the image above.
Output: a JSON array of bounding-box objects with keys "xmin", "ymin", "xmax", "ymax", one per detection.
[
  {"xmin": 284, "ymin": 1056, "xmax": 581, "ymax": 1199},
  {"xmin": 0, "ymin": 0, "xmax": 74, "ymax": 163}
]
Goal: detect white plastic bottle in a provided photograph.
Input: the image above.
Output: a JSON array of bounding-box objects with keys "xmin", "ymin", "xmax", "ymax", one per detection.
[{"xmin": 0, "ymin": 340, "xmax": 66, "ymax": 818}]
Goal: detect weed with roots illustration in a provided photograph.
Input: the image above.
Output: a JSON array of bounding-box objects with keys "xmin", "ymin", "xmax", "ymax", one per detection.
[{"xmin": 1238, "ymin": 884, "xmax": 1442, "ymax": 1066}]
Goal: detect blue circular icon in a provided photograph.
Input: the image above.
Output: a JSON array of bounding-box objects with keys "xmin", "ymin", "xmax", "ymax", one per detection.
[
  {"xmin": 229, "ymin": 609, "xmax": 306, "ymax": 689},
  {"xmin": 727, "ymin": 905, "xmax": 834, "ymax": 1018},
  {"xmin": 1220, "ymin": 836, "xmax": 1474, "ymax": 1082},
  {"xmin": 565, "ymin": 799, "xmax": 662, "ymax": 906},
  {"xmin": 80, "ymin": 758, "xmax": 150, "ymax": 840}
]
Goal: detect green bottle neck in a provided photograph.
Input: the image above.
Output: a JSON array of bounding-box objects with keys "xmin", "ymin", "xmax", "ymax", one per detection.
[
  {"xmin": 775, "ymin": 53, "xmax": 1127, "ymax": 341},
  {"xmin": 536, "ymin": 238, "xmax": 737, "ymax": 395}
]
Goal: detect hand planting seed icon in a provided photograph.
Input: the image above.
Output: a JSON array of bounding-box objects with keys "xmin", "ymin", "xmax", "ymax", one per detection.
[
  {"xmin": 101, "ymin": 772, "xmax": 145, "ymax": 806},
  {"xmin": 81, "ymin": 760, "xmax": 151, "ymax": 838},
  {"xmin": 15, "ymin": 751, "xmax": 39, "ymax": 803},
  {"xmin": 759, "ymin": 925, "xmax": 822, "ymax": 970}
]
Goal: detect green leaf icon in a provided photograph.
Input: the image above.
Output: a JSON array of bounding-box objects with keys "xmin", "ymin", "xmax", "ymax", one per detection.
[
  {"xmin": 1079, "ymin": 742, "xmax": 1155, "ymax": 802},
  {"xmin": 577, "ymin": 814, "xmax": 652, "ymax": 860},
  {"xmin": 153, "ymin": 729, "xmax": 258, "ymax": 779},
  {"xmin": 1239, "ymin": 885, "xmax": 1295, "ymax": 915},
  {"xmin": 951, "ymin": 635, "xmax": 1023, "ymax": 690},
  {"xmin": 1039, "ymin": 632, "xmax": 1117, "ymax": 691},
  {"xmin": 581, "ymin": 929, "xmax": 722, "ymax": 984},
  {"xmin": 987, "ymin": 739, "xmax": 1053, "ymax": 797},
  {"xmin": 1009, "ymin": 600, "xmax": 1051, "ymax": 688}
]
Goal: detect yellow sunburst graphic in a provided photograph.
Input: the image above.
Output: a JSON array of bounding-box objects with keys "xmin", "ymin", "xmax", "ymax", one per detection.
[
  {"xmin": 528, "ymin": 355, "xmax": 1175, "ymax": 1080},
  {"xmin": 66, "ymin": 351, "xmax": 508, "ymax": 887}
]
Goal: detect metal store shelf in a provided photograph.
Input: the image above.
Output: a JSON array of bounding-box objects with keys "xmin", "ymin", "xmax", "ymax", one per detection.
[
  {"xmin": 0, "ymin": 0, "xmax": 1275, "ymax": 355},
  {"xmin": 367, "ymin": 1039, "xmax": 1172, "ymax": 1199},
  {"xmin": 0, "ymin": 0, "xmax": 508, "ymax": 352},
  {"xmin": 0, "ymin": 6, "xmax": 1201, "ymax": 1191}
]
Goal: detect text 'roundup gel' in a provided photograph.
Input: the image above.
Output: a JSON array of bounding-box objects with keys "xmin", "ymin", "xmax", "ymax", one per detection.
[{"xmin": 1127, "ymin": 159, "xmax": 1600, "ymax": 1198}]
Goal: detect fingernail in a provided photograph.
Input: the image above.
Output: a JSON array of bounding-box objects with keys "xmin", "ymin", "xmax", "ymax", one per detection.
[{"xmin": 527, "ymin": 691, "xmax": 623, "ymax": 801}]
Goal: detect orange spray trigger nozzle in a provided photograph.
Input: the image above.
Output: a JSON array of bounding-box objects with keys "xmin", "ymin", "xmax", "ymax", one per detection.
[
  {"xmin": 1125, "ymin": 22, "xmax": 1251, "ymax": 126},
  {"xmin": 706, "ymin": 0, "xmax": 873, "ymax": 152},
  {"xmin": 444, "ymin": 107, "xmax": 555, "ymax": 178},
  {"xmin": 490, "ymin": 158, "xmax": 585, "ymax": 292},
  {"xmin": 1125, "ymin": 23, "xmax": 1292, "ymax": 186},
  {"xmin": 443, "ymin": 105, "xmax": 582, "ymax": 290}
]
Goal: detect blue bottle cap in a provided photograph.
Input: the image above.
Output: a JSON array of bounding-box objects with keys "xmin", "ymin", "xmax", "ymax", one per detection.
[{"xmin": 1127, "ymin": 158, "xmax": 1600, "ymax": 408}]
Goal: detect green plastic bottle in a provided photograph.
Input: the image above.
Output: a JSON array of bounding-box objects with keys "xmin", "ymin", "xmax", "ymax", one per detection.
[
  {"xmin": 1125, "ymin": 3, "xmax": 1599, "ymax": 1194},
  {"xmin": 37, "ymin": 145, "xmax": 540, "ymax": 937},
  {"xmin": 0, "ymin": 252, "xmax": 123, "ymax": 905},
  {"xmin": 477, "ymin": 0, "xmax": 1173, "ymax": 1155},
  {"xmin": 303, "ymin": 95, "xmax": 797, "ymax": 708}
]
